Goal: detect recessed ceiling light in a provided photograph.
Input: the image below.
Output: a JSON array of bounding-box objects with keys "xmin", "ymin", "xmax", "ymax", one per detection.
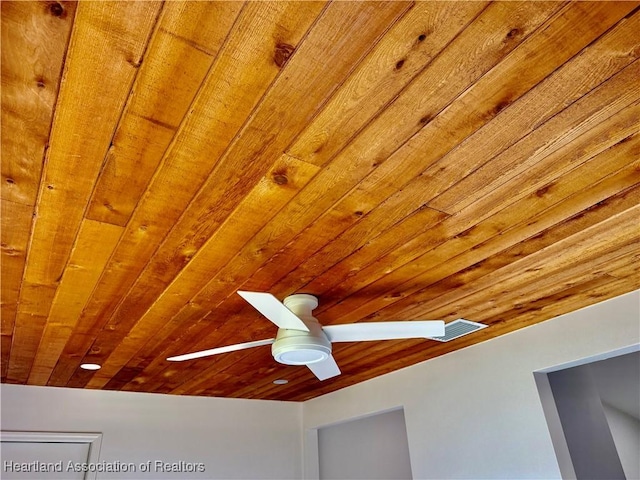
[
  {"xmin": 80, "ymin": 363, "xmax": 101, "ymax": 371},
  {"xmin": 273, "ymin": 379, "xmax": 288, "ymax": 385}
]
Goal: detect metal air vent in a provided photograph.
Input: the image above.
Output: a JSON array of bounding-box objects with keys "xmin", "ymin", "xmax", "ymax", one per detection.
[{"xmin": 427, "ymin": 318, "xmax": 487, "ymax": 342}]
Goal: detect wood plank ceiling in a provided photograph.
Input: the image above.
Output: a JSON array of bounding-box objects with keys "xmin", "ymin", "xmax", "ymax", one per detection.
[{"xmin": 1, "ymin": 1, "xmax": 639, "ymax": 401}]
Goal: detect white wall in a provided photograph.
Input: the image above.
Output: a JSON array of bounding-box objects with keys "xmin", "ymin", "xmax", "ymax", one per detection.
[
  {"xmin": 2, "ymin": 292, "xmax": 638, "ymax": 480},
  {"xmin": 303, "ymin": 290, "xmax": 640, "ymax": 479},
  {"xmin": 0, "ymin": 385, "xmax": 302, "ymax": 479}
]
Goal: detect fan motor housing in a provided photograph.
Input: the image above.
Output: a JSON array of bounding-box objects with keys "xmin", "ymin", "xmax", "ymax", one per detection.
[
  {"xmin": 272, "ymin": 294, "xmax": 331, "ymax": 365},
  {"xmin": 271, "ymin": 317, "xmax": 331, "ymax": 365}
]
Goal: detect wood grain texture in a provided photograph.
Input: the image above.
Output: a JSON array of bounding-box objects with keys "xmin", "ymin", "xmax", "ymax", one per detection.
[
  {"xmin": 2, "ymin": 1, "xmax": 639, "ymax": 400},
  {"xmin": 80, "ymin": 1, "xmax": 411, "ymax": 389},
  {"xmin": 1, "ymin": 199, "xmax": 32, "ymax": 380},
  {"xmin": 5, "ymin": 1, "xmax": 162, "ymax": 383},
  {"xmin": 22, "ymin": 1, "xmax": 161, "ymax": 285},
  {"xmin": 49, "ymin": 1, "xmax": 328, "ymax": 388},
  {"xmin": 88, "ymin": 155, "xmax": 321, "ymax": 388},
  {"xmin": 286, "ymin": 1, "xmax": 489, "ymax": 167},
  {"xmin": 312, "ymin": 80, "xmax": 640, "ymax": 317},
  {"xmin": 27, "ymin": 219, "xmax": 123, "ymax": 384},
  {"xmin": 174, "ymin": 1, "xmax": 564, "ymax": 322},
  {"xmin": 85, "ymin": 1, "xmax": 245, "ymax": 226},
  {"xmin": 0, "ymin": 0, "xmax": 76, "ymax": 382},
  {"xmin": 1, "ymin": 1, "xmax": 76, "ymax": 205}
]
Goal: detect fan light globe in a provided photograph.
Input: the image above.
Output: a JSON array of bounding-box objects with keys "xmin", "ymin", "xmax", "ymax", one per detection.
[
  {"xmin": 271, "ymin": 329, "xmax": 332, "ymax": 365},
  {"xmin": 274, "ymin": 346, "xmax": 329, "ymax": 365}
]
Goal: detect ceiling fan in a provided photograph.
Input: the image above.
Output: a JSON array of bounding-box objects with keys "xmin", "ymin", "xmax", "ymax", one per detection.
[{"xmin": 167, "ymin": 291, "xmax": 445, "ymax": 381}]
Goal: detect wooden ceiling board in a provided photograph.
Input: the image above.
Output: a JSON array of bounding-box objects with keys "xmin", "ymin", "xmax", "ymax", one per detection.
[
  {"xmin": 1, "ymin": 1, "xmax": 638, "ymax": 401},
  {"xmin": 156, "ymin": 3, "xmax": 568, "ymax": 360},
  {"xmin": 79, "ymin": 0, "xmax": 411, "ymax": 390},
  {"xmin": 27, "ymin": 219, "xmax": 123, "ymax": 384},
  {"xmin": 5, "ymin": 1, "xmax": 162, "ymax": 385},
  {"xmin": 312, "ymin": 93, "xmax": 640, "ymax": 321},
  {"xmin": 85, "ymin": 1, "xmax": 246, "ymax": 227},
  {"xmin": 272, "ymin": 5, "xmax": 640, "ymax": 306},
  {"xmin": 350, "ymin": 128, "xmax": 640, "ymax": 317},
  {"xmin": 0, "ymin": 0, "xmax": 76, "ymax": 379},
  {"xmin": 47, "ymin": 0, "xmax": 328, "ymax": 387}
]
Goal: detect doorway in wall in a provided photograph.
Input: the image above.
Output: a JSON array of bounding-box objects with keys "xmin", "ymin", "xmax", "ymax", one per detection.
[
  {"xmin": 316, "ymin": 407, "xmax": 413, "ymax": 480},
  {"xmin": 535, "ymin": 347, "xmax": 640, "ymax": 480}
]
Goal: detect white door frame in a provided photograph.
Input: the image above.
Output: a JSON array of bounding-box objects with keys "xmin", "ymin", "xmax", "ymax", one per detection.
[{"xmin": 1, "ymin": 431, "xmax": 103, "ymax": 480}]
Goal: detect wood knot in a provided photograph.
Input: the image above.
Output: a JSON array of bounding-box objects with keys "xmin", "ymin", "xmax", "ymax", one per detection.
[
  {"xmin": 48, "ymin": 1, "xmax": 65, "ymax": 18},
  {"xmin": 2, "ymin": 244, "xmax": 18, "ymax": 256},
  {"xmin": 354, "ymin": 211, "xmax": 363, "ymax": 217},
  {"xmin": 36, "ymin": 77, "xmax": 46, "ymax": 89},
  {"xmin": 182, "ymin": 248, "xmax": 196, "ymax": 261},
  {"xmin": 6, "ymin": 177, "xmax": 15, "ymax": 184},
  {"xmin": 418, "ymin": 33, "xmax": 427, "ymax": 42},
  {"xmin": 419, "ymin": 114, "xmax": 431, "ymax": 125},
  {"xmin": 273, "ymin": 174, "xmax": 288, "ymax": 185},
  {"xmin": 493, "ymin": 99, "xmax": 510, "ymax": 115},
  {"xmin": 395, "ymin": 59, "xmax": 405, "ymax": 70},
  {"xmin": 274, "ymin": 43, "xmax": 295, "ymax": 68},
  {"xmin": 127, "ymin": 57, "xmax": 142, "ymax": 69},
  {"xmin": 506, "ymin": 28, "xmax": 520, "ymax": 40},
  {"xmin": 535, "ymin": 185, "xmax": 551, "ymax": 197},
  {"xmin": 47, "ymin": 184, "xmax": 54, "ymax": 190}
]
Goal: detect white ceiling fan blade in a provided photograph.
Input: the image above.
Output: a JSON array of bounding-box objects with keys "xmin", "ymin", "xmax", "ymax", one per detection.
[
  {"xmin": 167, "ymin": 338, "xmax": 275, "ymax": 362},
  {"xmin": 237, "ymin": 291, "xmax": 309, "ymax": 331},
  {"xmin": 323, "ymin": 321, "xmax": 445, "ymax": 343},
  {"xmin": 307, "ymin": 355, "xmax": 341, "ymax": 381}
]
